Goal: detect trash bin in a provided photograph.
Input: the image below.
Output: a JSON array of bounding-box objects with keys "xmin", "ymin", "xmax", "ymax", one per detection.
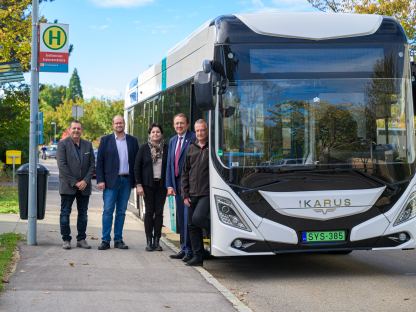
[{"xmin": 17, "ymin": 163, "xmax": 49, "ymax": 220}]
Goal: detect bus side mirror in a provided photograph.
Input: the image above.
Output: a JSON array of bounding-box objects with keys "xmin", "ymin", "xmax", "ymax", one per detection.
[{"xmin": 194, "ymin": 71, "xmax": 214, "ymax": 111}]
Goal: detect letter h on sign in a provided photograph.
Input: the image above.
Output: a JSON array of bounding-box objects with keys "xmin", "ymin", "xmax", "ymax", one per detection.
[{"xmin": 48, "ymin": 29, "xmax": 61, "ymax": 46}]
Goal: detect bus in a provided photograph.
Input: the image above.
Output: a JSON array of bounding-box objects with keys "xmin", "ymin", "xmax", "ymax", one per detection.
[{"xmin": 125, "ymin": 12, "xmax": 416, "ymax": 256}]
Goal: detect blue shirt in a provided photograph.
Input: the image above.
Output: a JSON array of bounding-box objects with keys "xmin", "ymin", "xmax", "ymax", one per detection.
[{"xmin": 115, "ymin": 133, "xmax": 129, "ymax": 175}]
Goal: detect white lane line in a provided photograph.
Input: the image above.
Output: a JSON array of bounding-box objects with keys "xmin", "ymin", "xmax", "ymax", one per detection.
[{"xmin": 161, "ymin": 237, "xmax": 253, "ymax": 312}]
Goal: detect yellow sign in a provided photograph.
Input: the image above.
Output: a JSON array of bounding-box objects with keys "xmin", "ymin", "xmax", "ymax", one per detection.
[
  {"xmin": 42, "ymin": 25, "xmax": 68, "ymax": 50},
  {"xmin": 6, "ymin": 150, "xmax": 22, "ymax": 165}
]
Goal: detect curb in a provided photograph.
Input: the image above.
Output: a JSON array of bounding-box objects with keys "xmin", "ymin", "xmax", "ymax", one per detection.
[{"xmin": 161, "ymin": 237, "xmax": 253, "ymax": 312}]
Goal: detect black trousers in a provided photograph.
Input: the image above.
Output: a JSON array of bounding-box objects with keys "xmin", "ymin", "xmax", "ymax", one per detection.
[
  {"xmin": 60, "ymin": 191, "xmax": 90, "ymax": 242},
  {"xmin": 188, "ymin": 195, "xmax": 210, "ymax": 259},
  {"xmin": 143, "ymin": 182, "xmax": 167, "ymax": 238}
]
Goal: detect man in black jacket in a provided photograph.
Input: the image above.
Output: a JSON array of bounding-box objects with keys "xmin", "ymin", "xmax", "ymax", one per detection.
[{"xmin": 181, "ymin": 119, "xmax": 210, "ymax": 266}]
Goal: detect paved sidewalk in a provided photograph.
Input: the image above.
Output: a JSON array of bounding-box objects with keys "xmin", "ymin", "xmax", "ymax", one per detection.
[{"xmin": 0, "ymin": 177, "xmax": 237, "ymax": 311}]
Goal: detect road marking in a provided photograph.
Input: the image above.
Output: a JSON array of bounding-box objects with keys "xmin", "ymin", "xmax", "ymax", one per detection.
[{"xmin": 161, "ymin": 237, "xmax": 253, "ymax": 312}]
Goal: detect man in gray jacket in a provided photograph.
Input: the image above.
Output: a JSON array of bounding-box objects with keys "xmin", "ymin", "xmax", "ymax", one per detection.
[{"xmin": 56, "ymin": 120, "xmax": 95, "ymax": 249}]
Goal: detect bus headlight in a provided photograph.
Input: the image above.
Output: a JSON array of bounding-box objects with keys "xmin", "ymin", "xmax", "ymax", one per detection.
[
  {"xmin": 215, "ymin": 195, "xmax": 251, "ymax": 232},
  {"xmin": 394, "ymin": 192, "xmax": 416, "ymax": 226}
]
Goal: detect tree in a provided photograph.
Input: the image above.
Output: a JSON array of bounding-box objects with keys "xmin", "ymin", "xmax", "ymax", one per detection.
[
  {"xmin": 52, "ymin": 97, "xmax": 123, "ymax": 143},
  {"xmin": 0, "ymin": 85, "xmax": 30, "ymax": 163},
  {"xmin": 307, "ymin": 0, "xmax": 416, "ymax": 50},
  {"xmin": 81, "ymin": 98, "xmax": 124, "ymax": 141},
  {"xmin": 39, "ymin": 84, "xmax": 67, "ymax": 109},
  {"xmin": 66, "ymin": 68, "xmax": 83, "ymax": 101},
  {"xmin": 0, "ymin": 0, "xmax": 54, "ymax": 71},
  {"xmin": 307, "ymin": 0, "xmax": 349, "ymax": 12}
]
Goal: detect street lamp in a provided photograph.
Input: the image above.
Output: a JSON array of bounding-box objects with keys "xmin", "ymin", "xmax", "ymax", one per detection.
[{"xmin": 51, "ymin": 122, "xmax": 56, "ymax": 144}]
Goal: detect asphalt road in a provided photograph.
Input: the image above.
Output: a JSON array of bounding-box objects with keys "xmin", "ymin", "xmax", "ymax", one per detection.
[
  {"xmin": 42, "ymin": 158, "xmax": 416, "ymax": 312},
  {"xmin": 203, "ymin": 241, "xmax": 416, "ymax": 311}
]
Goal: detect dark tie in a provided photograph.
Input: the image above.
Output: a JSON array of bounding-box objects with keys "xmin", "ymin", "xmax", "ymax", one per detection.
[{"xmin": 174, "ymin": 136, "xmax": 183, "ymax": 177}]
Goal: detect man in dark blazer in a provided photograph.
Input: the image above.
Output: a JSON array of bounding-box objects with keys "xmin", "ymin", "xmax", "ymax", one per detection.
[
  {"xmin": 166, "ymin": 113, "xmax": 195, "ymax": 261},
  {"xmin": 96, "ymin": 115, "xmax": 139, "ymax": 250},
  {"xmin": 56, "ymin": 120, "xmax": 95, "ymax": 250}
]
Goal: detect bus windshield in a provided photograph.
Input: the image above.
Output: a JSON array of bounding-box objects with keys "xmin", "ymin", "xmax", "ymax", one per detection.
[
  {"xmin": 217, "ymin": 42, "xmax": 414, "ymax": 173},
  {"xmin": 217, "ymin": 76, "xmax": 413, "ymax": 170}
]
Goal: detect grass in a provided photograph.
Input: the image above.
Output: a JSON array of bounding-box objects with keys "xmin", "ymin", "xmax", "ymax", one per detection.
[
  {"xmin": 0, "ymin": 233, "xmax": 22, "ymax": 291},
  {"xmin": 0, "ymin": 185, "xmax": 19, "ymax": 214}
]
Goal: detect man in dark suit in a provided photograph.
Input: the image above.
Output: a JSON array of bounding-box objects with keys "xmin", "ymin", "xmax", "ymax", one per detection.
[
  {"xmin": 56, "ymin": 120, "xmax": 95, "ymax": 250},
  {"xmin": 166, "ymin": 113, "xmax": 195, "ymax": 261},
  {"xmin": 96, "ymin": 115, "xmax": 139, "ymax": 250}
]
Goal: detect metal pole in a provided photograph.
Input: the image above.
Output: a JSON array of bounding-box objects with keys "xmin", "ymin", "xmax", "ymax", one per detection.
[
  {"xmin": 28, "ymin": 0, "xmax": 39, "ymax": 245},
  {"xmin": 12, "ymin": 157, "xmax": 15, "ymax": 187}
]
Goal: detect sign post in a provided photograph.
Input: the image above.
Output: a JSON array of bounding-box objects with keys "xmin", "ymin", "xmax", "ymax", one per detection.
[
  {"xmin": 72, "ymin": 105, "xmax": 83, "ymax": 119},
  {"xmin": 28, "ymin": 0, "xmax": 39, "ymax": 245}
]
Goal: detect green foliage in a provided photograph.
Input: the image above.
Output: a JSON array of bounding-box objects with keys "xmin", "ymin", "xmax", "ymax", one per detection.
[
  {"xmin": 0, "ymin": 84, "xmax": 30, "ymax": 164},
  {"xmin": 0, "ymin": 0, "xmax": 32, "ymax": 71},
  {"xmin": 38, "ymin": 84, "xmax": 67, "ymax": 144},
  {"xmin": 66, "ymin": 68, "xmax": 83, "ymax": 101},
  {"xmin": 0, "ymin": 232, "xmax": 22, "ymax": 291},
  {"xmin": 353, "ymin": 0, "xmax": 415, "ymax": 49},
  {"xmin": 0, "ymin": 0, "xmax": 55, "ymax": 71},
  {"xmin": 81, "ymin": 98, "xmax": 123, "ymax": 141},
  {"xmin": 0, "ymin": 186, "xmax": 18, "ymax": 214},
  {"xmin": 39, "ymin": 84, "xmax": 67, "ymax": 109},
  {"xmin": 41, "ymin": 95, "xmax": 123, "ymax": 143},
  {"xmin": 307, "ymin": 0, "xmax": 416, "ymax": 49}
]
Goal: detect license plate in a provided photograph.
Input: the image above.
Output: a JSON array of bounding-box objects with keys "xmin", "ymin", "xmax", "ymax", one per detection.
[{"xmin": 301, "ymin": 230, "xmax": 346, "ymax": 243}]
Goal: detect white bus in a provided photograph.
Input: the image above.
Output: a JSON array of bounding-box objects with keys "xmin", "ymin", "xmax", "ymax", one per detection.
[{"xmin": 125, "ymin": 12, "xmax": 416, "ymax": 256}]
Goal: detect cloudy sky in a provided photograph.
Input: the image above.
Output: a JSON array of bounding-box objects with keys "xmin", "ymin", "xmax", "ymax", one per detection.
[{"xmin": 33, "ymin": 0, "xmax": 314, "ymax": 99}]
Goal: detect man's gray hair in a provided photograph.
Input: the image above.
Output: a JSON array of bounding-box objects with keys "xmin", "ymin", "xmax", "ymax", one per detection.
[{"xmin": 194, "ymin": 119, "xmax": 207, "ymax": 127}]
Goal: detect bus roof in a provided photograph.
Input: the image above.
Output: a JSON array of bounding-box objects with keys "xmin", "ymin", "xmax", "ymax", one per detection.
[
  {"xmin": 235, "ymin": 12, "xmax": 383, "ymax": 40},
  {"xmin": 126, "ymin": 12, "xmax": 400, "ymax": 107}
]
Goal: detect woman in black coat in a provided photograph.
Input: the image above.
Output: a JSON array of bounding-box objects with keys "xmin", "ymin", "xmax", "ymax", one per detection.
[{"xmin": 134, "ymin": 123, "xmax": 168, "ymax": 251}]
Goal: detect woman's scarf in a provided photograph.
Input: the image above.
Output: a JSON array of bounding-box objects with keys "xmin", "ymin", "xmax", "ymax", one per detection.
[{"xmin": 148, "ymin": 138, "xmax": 164, "ymax": 163}]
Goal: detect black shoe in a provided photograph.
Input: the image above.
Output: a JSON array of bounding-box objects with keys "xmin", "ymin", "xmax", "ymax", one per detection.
[
  {"xmin": 153, "ymin": 237, "xmax": 163, "ymax": 251},
  {"xmin": 145, "ymin": 237, "xmax": 154, "ymax": 252},
  {"xmin": 114, "ymin": 240, "xmax": 129, "ymax": 249},
  {"xmin": 182, "ymin": 254, "xmax": 193, "ymax": 262},
  {"xmin": 169, "ymin": 251, "xmax": 185, "ymax": 259},
  {"xmin": 98, "ymin": 241, "xmax": 110, "ymax": 250},
  {"xmin": 203, "ymin": 250, "xmax": 214, "ymax": 260},
  {"xmin": 185, "ymin": 256, "xmax": 203, "ymax": 266}
]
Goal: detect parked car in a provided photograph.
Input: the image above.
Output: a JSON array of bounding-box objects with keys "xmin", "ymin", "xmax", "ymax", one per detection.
[{"xmin": 45, "ymin": 145, "xmax": 57, "ymax": 158}]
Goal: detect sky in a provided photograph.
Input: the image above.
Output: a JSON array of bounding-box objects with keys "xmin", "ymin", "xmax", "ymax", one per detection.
[{"xmin": 30, "ymin": 0, "xmax": 315, "ymax": 99}]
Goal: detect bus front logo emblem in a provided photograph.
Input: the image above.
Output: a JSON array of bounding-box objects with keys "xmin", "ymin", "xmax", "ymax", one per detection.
[{"xmin": 313, "ymin": 208, "xmax": 336, "ymax": 214}]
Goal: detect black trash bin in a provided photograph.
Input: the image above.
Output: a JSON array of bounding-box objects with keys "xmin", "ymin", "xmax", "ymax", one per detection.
[{"xmin": 17, "ymin": 163, "xmax": 49, "ymax": 220}]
